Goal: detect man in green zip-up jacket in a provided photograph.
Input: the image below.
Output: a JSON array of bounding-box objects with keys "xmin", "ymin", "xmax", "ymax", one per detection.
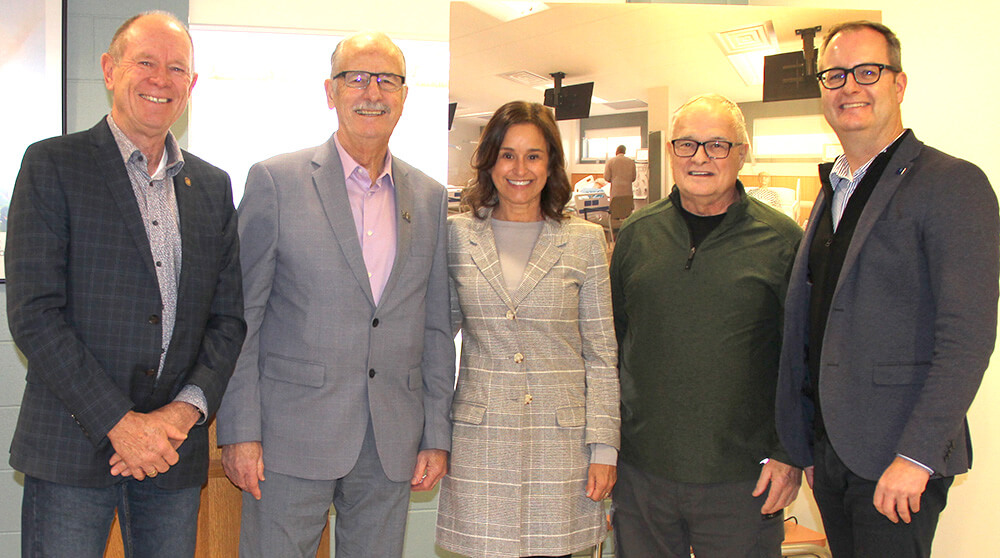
[{"xmin": 609, "ymin": 94, "xmax": 803, "ymax": 558}]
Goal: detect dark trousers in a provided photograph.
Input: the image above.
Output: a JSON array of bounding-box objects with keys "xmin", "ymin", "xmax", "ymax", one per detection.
[
  {"xmin": 611, "ymin": 459, "xmax": 783, "ymax": 558},
  {"xmin": 812, "ymin": 436, "xmax": 952, "ymax": 558}
]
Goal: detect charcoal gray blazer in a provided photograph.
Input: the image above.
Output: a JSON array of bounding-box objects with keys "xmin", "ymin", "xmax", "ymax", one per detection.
[
  {"xmin": 7, "ymin": 118, "xmax": 247, "ymax": 489},
  {"xmin": 776, "ymin": 131, "xmax": 999, "ymax": 480}
]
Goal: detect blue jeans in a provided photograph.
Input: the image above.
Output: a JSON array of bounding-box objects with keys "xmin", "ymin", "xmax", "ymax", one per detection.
[{"xmin": 21, "ymin": 475, "xmax": 201, "ymax": 558}]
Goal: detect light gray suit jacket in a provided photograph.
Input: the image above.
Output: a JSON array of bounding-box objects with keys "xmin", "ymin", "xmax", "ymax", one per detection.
[
  {"xmin": 776, "ymin": 132, "xmax": 999, "ymax": 480},
  {"xmin": 217, "ymin": 134, "xmax": 454, "ymax": 482}
]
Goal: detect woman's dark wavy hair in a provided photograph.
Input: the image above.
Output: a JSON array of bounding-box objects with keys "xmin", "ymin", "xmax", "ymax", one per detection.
[{"xmin": 463, "ymin": 101, "xmax": 571, "ymax": 221}]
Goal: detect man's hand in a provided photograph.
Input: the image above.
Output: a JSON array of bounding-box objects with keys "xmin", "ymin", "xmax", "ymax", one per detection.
[
  {"xmin": 108, "ymin": 402, "xmax": 200, "ymax": 478},
  {"xmin": 410, "ymin": 449, "xmax": 448, "ymax": 491},
  {"xmin": 221, "ymin": 441, "xmax": 266, "ymax": 500},
  {"xmin": 754, "ymin": 458, "xmax": 803, "ymax": 515},
  {"xmin": 804, "ymin": 465, "xmax": 815, "ymax": 489},
  {"xmin": 874, "ymin": 456, "xmax": 931, "ymax": 524},
  {"xmin": 585, "ymin": 464, "xmax": 617, "ymax": 502},
  {"xmin": 106, "ymin": 402, "xmax": 199, "ymax": 479}
]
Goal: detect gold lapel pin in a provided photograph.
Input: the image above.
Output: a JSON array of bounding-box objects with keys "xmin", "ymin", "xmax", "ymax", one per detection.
[
  {"xmin": 401, "ymin": 210, "xmax": 411, "ymax": 222},
  {"xmin": 184, "ymin": 176, "xmax": 192, "ymax": 186}
]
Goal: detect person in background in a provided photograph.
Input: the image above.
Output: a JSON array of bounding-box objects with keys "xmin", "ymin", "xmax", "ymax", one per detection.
[
  {"xmin": 604, "ymin": 144, "xmax": 636, "ymax": 218},
  {"xmin": 776, "ymin": 20, "xmax": 999, "ymax": 557},
  {"xmin": 7, "ymin": 11, "xmax": 245, "ymax": 557},
  {"xmin": 436, "ymin": 100, "xmax": 620, "ymax": 558},
  {"xmin": 216, "ymin": 31, "xmax": 455, "ymax": 558},
  {"xmin": 610, "ymin": 93, "xmax": 802, "ymax": 558}
]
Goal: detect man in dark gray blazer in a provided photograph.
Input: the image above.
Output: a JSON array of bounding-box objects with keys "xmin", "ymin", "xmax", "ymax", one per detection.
[
  {"xmin": 216, "ymin": 31, "xmax": 454, "ymax": 558},
  {"xmin": 7, "ymin": 12, "xmax": 246, "ymax": 557},
  {"xmin": 776, "ymin": 20, "xmax": 999, "ymax": 557}
]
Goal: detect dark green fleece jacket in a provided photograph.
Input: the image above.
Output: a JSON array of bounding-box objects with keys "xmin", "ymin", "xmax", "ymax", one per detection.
[{"xmin": 610, "ymin": 184, "xmax": 802, "ymax": 483}]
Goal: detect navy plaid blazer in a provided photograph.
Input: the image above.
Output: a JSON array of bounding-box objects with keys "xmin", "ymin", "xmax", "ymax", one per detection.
[{"xmin": 6, "ymin": 119, "xmax": 246, "ymax": 489}]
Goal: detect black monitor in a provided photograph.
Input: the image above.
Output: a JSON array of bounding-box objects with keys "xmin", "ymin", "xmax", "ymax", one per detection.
[
  {"xmin": 448, "ymin": 102, "xmax": 457, "ymax": 130},
  {"xmin": 763, "ymin": 49, "xmax": 820, "ymax": 102},
  {"xmin": 543, "ymin": 81, "xmax": 594, "ymax": 120}
]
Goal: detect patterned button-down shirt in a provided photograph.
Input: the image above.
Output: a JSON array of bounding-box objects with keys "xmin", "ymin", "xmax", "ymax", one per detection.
[{"xmin": 107, "ymin": 115, "xmax": 206, "ymax": 418}]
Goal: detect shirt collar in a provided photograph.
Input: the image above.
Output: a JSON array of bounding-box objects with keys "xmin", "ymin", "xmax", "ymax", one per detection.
[
  {"xmin": 333, "ymin": 131, "xmax": 395, "ymax": 189},
  {"xmin": 830, "ymin": 129, "xmax": 907, "ymax": 185},
  {"xmin": 106, "ymin": 114, "xmax": 184, "ymax": 180}
]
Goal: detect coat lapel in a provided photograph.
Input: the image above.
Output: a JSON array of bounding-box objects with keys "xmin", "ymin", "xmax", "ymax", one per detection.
[
  {"xmin": 311, "ymin": 136, "xmax": 375, "ymax": 305},
  {"xmin": 510, "ymin": 218, "xmax": 565, "ymax": 307},
  {"xmin": 174, "ymin": 165, "xmax": 197, "ymax": 308},
  {"xmin": 91, "ymin": 121, "xmax": 158, "ymax": 280},
  {"xmin": 834, "ymin": 133, "xmax": 922, "ymax": 295},
  {"xmin": 379, "ymin": 159, "xmax": 412, "ymax": 308},
  {"xmin": 464, "ymin": 210, "xmax": 566, "ymax": 310},
  {"xmin": 466, "ymin": 213, "xmax": 514, "ymax": 309}
]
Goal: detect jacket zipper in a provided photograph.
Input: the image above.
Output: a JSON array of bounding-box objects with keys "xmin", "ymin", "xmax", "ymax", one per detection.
[{"xmin": 684, "ymin": 245, "xmax": 696, "ymax": 270}]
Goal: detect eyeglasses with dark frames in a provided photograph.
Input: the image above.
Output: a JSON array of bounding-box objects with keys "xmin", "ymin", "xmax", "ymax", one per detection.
[
  {"xmin": 815, "ymin": 63, "xmax": 901, "ymax": 90},
  {"xmin": 670, "ymin": 139, "xmax": 743, "ymax": 159},
  {"xmin": 333, "ymin": 70, "xmax": 406, "ymax": 92}
]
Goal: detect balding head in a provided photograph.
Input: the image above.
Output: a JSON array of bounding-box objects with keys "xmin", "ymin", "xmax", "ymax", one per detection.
[
  {"xmin": 330, "ymin": 31, "xmax": 406, "ymax": 79},
  {"xmin": 672, "ymin": 94, "xmax": 748, "ymax": 146},
  {"xmin": 108, "ymin": 11, "xmax": 193, "ymax": 64}
]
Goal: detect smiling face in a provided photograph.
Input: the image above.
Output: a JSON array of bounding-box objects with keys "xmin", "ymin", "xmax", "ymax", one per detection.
[
  {"xmin": 670, "ymin": 100, "xmax": 747, "ymax": 216},
  {"xmin": 819, "ymin": 27, "xmax": 906, "ymax": 150},
  {"xmin": 324, "ymin": 34, "xmax": 407, "ymax": 156},
  {"xmin": 490, "ymin": 123, "xmax": 550, "ymax": 221},
  {"xmin": 101, "ymin": 14, "xmax": 197, "ymax": 148}
]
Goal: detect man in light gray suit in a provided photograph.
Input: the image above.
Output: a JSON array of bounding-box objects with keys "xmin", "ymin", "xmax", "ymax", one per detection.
[
  {"xmin": 776, "ymin": 21, "xmax": 999, "ymax": 557},
  {"xmin": 216, "ymin": 31, "xmax": 454, "ymax": 558}
]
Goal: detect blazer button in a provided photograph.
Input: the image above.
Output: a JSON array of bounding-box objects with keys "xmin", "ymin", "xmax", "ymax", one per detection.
[
  {"xmin": 369, "ymin": 369, "xmax": 376, "ymax": 378},
  {"xmin": 372, "ymin": 318, "xmax": 380, "ymax": 327},
  {"xmin": 506, "ymin": 310, "xmax": 515, "ymax": 320},
  {"xmin": 513, "ymin": 352, "xmax": 524, "ymax": 363},
  {"xmin": 148, "ymin": 314, "xmax": 161, "ymax": 325},
  {"xmin": 144, "ymin": 368, "xmax": 156, "ymax": 377}
]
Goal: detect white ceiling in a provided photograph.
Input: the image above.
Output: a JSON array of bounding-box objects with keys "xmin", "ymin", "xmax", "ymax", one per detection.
[{"xmin": 449, "ymin": 2, "xmax": 879, "ymax": 121}]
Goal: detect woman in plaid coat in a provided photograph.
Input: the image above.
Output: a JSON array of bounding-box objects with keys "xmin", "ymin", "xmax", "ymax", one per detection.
[{"xmin": 436, "ymin": 101, "xmax": 620, "ymax": 558}]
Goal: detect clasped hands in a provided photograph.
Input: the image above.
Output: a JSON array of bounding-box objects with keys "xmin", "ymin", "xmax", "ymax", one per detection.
[{"xmin": 106, "ymin": 401, "xmax": 200, "ymax": 480}]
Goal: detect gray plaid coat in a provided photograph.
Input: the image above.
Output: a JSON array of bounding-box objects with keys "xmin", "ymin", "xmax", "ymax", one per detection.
[{"xmin": 436, "ymin": 211, "xmax": 620, "ymax": 558}]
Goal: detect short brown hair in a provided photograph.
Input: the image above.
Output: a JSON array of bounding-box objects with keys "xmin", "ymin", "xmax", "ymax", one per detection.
[
  {"xmin": 820, "ymin": 20, "xmax": 902, "ymax": 71},
  {"xmin": 463, "ymin": 101, "xmax": 571, "ymax": 221}
]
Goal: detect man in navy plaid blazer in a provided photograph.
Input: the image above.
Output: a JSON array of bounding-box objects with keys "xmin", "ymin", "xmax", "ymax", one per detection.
[{"xmin": 6, "ymin": 12, "xmax": 245, "ymax": 557}]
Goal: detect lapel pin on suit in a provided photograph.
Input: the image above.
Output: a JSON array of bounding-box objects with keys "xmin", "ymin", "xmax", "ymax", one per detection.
[
  {"xmin": 184, "ymin": 176, "xmax": 192, "ymax": 186},
  {"xmin": 896, "ymin": 167, "xmax": 908, "ymax": 176},
  {"xmin": 401, "ymin": 210, "xmax": 411, "ymax": 222}
]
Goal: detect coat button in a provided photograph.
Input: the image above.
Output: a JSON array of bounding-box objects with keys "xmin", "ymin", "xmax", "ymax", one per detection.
[
  {"xmin": 369, "ymin": 369, "xmax": 376, "ymax": 378},
  {"xmin": 148, "ymin": 314, "xmax": 160, "ymax": 325},
  {"xmin": 506, "ymin": 310, "xmax": 515, "ymax": 320},
  {"xmin": 513, "ymin": 352, "xmax": 524, "ymax": 363},
  {"xmin": 524, "ymin": 393, "xmax": 533, "ymax": 405},
  {"xmin": 372, "ymin": 318, "xmax": 379, "ymax": 327},
  {"xmin": 144, "ymin": 368, "xmax": 156, "ymax": 377}
]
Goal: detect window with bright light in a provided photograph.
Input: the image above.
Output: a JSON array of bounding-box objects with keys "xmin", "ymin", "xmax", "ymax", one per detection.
[
  {"xmin": 187, "ymin": 26, "xmax": 449, "ymax": 202},
  {"xmin": 581, "ymin": 126, "xmax": 641, "ymax": 163}
]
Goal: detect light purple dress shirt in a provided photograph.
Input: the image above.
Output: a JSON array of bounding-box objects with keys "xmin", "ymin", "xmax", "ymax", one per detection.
[{"xmin": 333, "ymin": 133, "xmax": 398, "ymax": 305}]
